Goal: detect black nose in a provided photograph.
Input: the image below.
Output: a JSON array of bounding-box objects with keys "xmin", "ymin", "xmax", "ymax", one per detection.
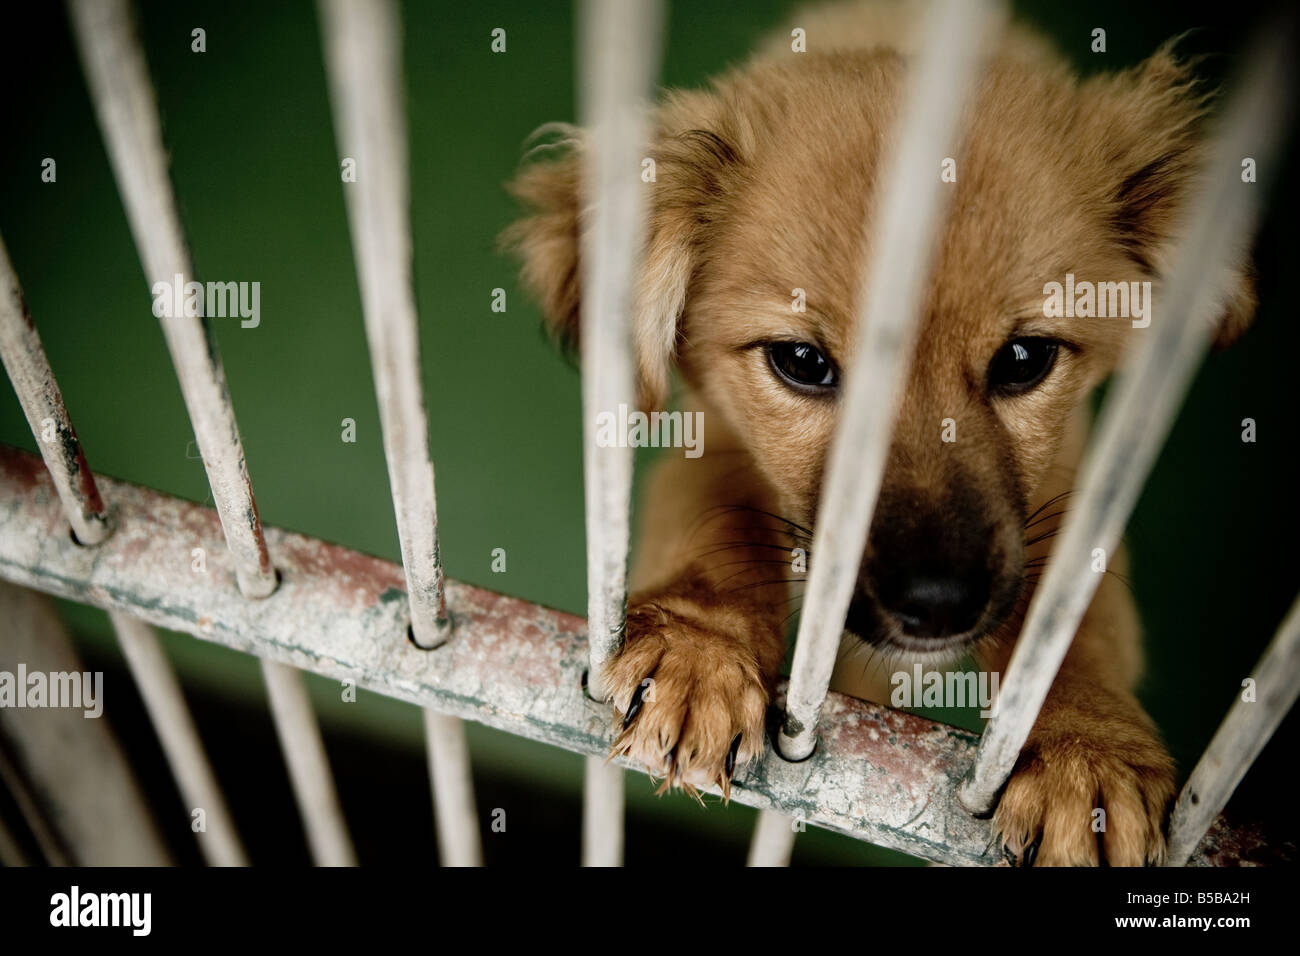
[{"xmin": 880, "ymin": 571, "xmax": 988, "ymax": 639}]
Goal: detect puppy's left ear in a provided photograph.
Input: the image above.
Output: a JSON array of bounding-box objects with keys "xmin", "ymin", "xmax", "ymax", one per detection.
[
  {"xmin": 1086, "ymin": 44, "xmax": 1257, "ymax": 348},
  {"xmin": 503, "ymin": 90, "xmax": 741, "ymax": 408}
]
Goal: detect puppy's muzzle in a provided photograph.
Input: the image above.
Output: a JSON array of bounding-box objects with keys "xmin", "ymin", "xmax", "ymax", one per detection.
[{"xmin": 845, "ymin": 481, "xmax": 1017, "ymax": 650}]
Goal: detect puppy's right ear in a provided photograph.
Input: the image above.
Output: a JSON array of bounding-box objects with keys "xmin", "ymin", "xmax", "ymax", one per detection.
[{"xmin": 503, "ymin": 92, "xmax": 740, "ymax": 409}]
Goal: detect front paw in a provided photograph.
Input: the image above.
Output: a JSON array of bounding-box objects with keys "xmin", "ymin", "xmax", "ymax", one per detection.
[
  {"xmin": 993, "ymin": 708, "xmax": 1175, "ymax": 866},
  {"xmin": 604, "ymin": 600, "xmax": 773, "ymax": 798}
]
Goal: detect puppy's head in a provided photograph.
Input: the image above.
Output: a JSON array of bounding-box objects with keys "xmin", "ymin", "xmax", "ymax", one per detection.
[{"xmin": 505, "ymin": 35, "xmax": 1256, "ymax": 659}]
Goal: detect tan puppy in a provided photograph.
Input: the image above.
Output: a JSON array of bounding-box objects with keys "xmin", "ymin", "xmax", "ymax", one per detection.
[{"xmin": 505, "ymin": 0, "xmax": 1255, "ymax": 865}]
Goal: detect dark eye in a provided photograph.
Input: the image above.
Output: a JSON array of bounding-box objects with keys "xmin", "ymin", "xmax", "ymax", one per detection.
[
  {"xmin": 768, "ymin": 342, "xmax": 837, "ymax": 391},
  {"xmin": 988, "ymin": 337, "xmax": 1059, "ymax": 395}
]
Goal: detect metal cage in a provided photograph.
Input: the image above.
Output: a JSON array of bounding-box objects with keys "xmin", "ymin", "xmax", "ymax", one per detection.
[{"xmin": 0, "ymin": 0, "xmax": 1295, "ymax": 868}]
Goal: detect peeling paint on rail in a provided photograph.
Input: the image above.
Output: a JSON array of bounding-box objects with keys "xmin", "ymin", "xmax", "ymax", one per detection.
[{"xmin": 0, "ymin": 445, "xmax": 1270, "ymax": 866}]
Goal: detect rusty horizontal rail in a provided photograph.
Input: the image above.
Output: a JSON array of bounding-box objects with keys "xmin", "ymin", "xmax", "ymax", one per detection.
[{"xmin": 0, "ymin": 444, "xmax": 1276, "ymax": 866}]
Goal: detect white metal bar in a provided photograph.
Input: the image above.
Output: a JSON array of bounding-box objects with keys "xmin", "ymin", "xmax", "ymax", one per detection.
[
  {"xmin": 577, "ymin": 0, "xmax": 664, "ymax": 701},
  {"xmin": 68, "ymin": 0, "xmax": 359, "ymax": 867},
  {"xmin": 424, "ymin": 711, "xmax": 482, "ymax": 866},
  {"xmin": 317, "ymin": 0, "xmax": 483, "ymax": 863},
  {"xmin": 581, "ymin": 756, "xmax": 624, "ymax": 867},
  {"xmin": 778, "ymin": 0, "xmax": 1003, "ymax": 761},
  {"xmin": 108, "ymin": 610, "xmax": 248, "ymax": 866},
  {"xmin": 260, "ymin": 660, "xmax": 357, "ymax": 866},
  {"xmin": 67, "ymin": 0, "xmax": 276, "ymax": 599},
  {"xmin": 0, "ymin": 250, "xmax": 111, "ymax": 862},
  {"xmin": 0, "ymin": 581, "xmax": 171, "ymax": 865},
  {"xmin": 576, "ymin": 0, "xmax": 664, "ymax": 872},
  {"xmin": 747, "ymin": 809, "xmax": 796, "ymax": 867},
  {"xmin": 1165, "ymin": 593, "xmax": 1300, "ymax": 866},
  {"xmin": 0, "ymin": 740, "xmax": 68, "ymax": 866},
  {"xmin": 960, "ymin": 30, "xmax": 1294, "ymax": 814},
  {"xmin": 317, "ymin": 0, "xmax": 449, "ymax": 650},
  {"xmin": 0, "ymin": 233, "xmax": 110, "ymax": 546}
]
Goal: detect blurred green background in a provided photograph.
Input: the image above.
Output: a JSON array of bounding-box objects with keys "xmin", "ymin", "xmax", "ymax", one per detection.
[{"xmin": 0, "ymin": 0, "xmax": 1295, "ymax": 865}]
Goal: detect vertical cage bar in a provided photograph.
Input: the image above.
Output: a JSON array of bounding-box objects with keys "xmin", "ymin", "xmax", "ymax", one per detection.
[
  {"xmin": 67, "ymin": 0, "xmax": 276, "ymax": 599},
  {"xmin": 0, "ymin": 234, "xmax": 110, "ymax": 546},
  {"xmin": 108, "ymin": 610, "xmax": 249, "ymax": 866},
  {"xmin": 317, "ymin": 0, "xmax": 483, "ymax": 865},
  {"xmin": 580, "ymin": 762, "xmax": 623, "ymax": 867},
  {"xmin": 316, "ymin": 0, "xmax": 449, "ymax": 650},
  {"xmin": 0, "ymin": 742, "xmax": 69, "ymax": 866},
  {"xmin": 778, "ymin": 0, "xmax": 1002, "ymax": 761},
  {"xmin": 581, "ymin": 755, "xmax": 624, "ymax": 867},
  {"xmin": 69, "ymin": 0, "xmax": 358, "ymax": 866},
  {"xmin": 575, "ymin": 0, "xmax": 664, "ymax": 870},
  {"xmin": 69, "ymin": 0, "xmax": 357, "ymax": 866},
  {"xmin": 261, "ymin": 660, "xmax": 357, "ymax": 866},
  {"xmin": 0, "ymin": 581, "xmax": 171, "ymax": 864},
  {"xmin": 747, "ymin": 809, "xmax": 796, "ymax": 867},
  {"xmin": 960, "ymin": 31, "xmax": 1294, "ymax": 815},
  {"xmin": 424, "ymin": 711, "xmax": 482, "ymax": 866},
  {"xmin": 1165, "ymin": 594, "xmax": 1300, "ymax": 866},
  {"xmin": 577, "ymin": 0, "xmax": 664, "ymax": 701}
]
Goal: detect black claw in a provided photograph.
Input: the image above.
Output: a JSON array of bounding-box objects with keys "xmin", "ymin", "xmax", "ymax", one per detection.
[
  {"xmin": 1002, "ymin": 844, "xmax": 1019, "ymax": 867},
  {"xmin": 1024, "ymin": 840, "xmax": 1039, "ymax": 868},
  {"xmin": 622, "ymin": 679, "xmax": 649, "ymax": 729},
  {"xmin": 726, "ymin": 733, "xmax": 742, "ymax": 779}
]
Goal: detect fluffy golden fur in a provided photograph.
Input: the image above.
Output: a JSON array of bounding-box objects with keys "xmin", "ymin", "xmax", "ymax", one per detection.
[{"xmin": 505, "ymin": 0, "xmax": 1255, "ymax": 865}]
